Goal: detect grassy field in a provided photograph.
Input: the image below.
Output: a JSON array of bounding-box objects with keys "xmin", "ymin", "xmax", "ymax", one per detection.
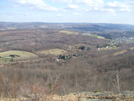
[
  {"xmin": 37, "ymin": 48, "xmax": 68, "ymax": 55},
  {"xmin": 59, "ymin": 30, "xmax": 79, "ymax": 35},
  {"xmin": 86, "ymin": 34, "xmax": 105, "ymax": 39},
  {"xmin": 0, "ymin": 50, "xmax": 38, "ymax": 63},
  {"xmin": 130, "ymin": 47, "xmax": 134, "ymax": 50},
  {"xmin": 100, "ymin": 45, "xmax": 118, "ymax": 50}
]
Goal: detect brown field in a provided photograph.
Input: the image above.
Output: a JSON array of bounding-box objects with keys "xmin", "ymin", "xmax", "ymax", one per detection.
[
  {"xmin": 113, "ymin": 50, "xmax": 127, "ymax": 56},
  {"xmin": 37, "ymin": 48, "xmax": 68, "ymax": 55},
  {"xmin": 59, "ymin": 30, "xmax": 79, "ymax": 35}
]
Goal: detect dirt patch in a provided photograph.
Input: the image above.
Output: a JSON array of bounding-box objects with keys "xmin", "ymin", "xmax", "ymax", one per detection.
[
  {"xmin": 113, "ymin": 50, "xmax": 127, "ymax": 56},
  {"xmin": 37, "ymin": 48, "xmax": 68, "ymax": 55}
]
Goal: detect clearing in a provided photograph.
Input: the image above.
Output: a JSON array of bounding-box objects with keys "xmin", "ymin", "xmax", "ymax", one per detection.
[
  {"xmin": 59, "ymin": 30, "xmax": 79, "ymax": 35},
  {"xmin": 113, "ymin": 50, "xmax": 127, "ymax": 56},
  {"xmin": 83, "ymin": 33, "xmax": 105, "ymax": 39},
  {"xmin": 0, "ymin": 50, "xmax": 38, "ymax": 63},
  {"xmin": 37, "ymin": 48, "xmax": 68, "ymax": 55}
]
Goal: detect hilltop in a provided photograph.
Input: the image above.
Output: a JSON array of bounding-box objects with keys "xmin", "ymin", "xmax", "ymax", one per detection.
[{"xmin": 0, "ymin": 22, "xmax": 134, "ymax": 31}]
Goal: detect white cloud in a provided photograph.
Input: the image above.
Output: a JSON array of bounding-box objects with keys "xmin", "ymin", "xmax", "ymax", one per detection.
[
  {"xmin": 57, "ymin": 14, "xmax": 62, "ymax": 16},
  {"xmin": 68, "ymin": 4, "xmax": 79, "ymax": 9},
  {"xmin": 127, "ymin": 0, "xmax": 134, "ymax": 6},
  {"xmin": 105, "ymin": 1, "xmax": 131, "ymax": 12},
  {"xmin": 126, "ymin": 0, "xmax": 134, "ymax": 12},
  {"xmin": 93, "ymin": 7, "xmax": 99, "ymax": 10},
  {"xmin": 107, "ymin": 1, "xmax": 129, "ymax": 8},
  {"xmin": 25, "ymin": 13, "xmax": 29, "ymax": 15},
  {"xmin": 113, "ymin": 14, "xmax": 116, "ymax": 16},
  {"xmin": 64, "ymin": 4, "xmax": 79, "ymax": 10},
  {"xmin": 120, "ymin": 8, "xmax": 131, "ymax": 12},
  {"xmin": 102, "ymin": 8, "xmax": 115, "ymax": 13},
  {"xmin": 51, "ymin": 0, "xmax": 73, "ymax": 3},
  {"xmin": 87, "ymin": 7, "xmax": 115, "ymax": 13},
  {"xmin": 51, "ymin": 0, "xmax": 104, "ymax": 8},
  {"xmin": 73, "ymin": 12, "xmax": 80, "ymax": 15},
  {"xmin": 10, "ymin": 0, "xmax": 58, "ymax": 11},
  {"xmin": 13, "ymin": 5, "xmax": 18, "ymax": 7},
  {"xmin": 76, "ymin": 0, "xmax": 104, "ymax": 6},
  {"xmin": 10, "ymin": 0, "xmax": 134, "ymax": 14},
  {"xmin": 11, "ymin": 11, "xmax": 33, "ymax": 16}
]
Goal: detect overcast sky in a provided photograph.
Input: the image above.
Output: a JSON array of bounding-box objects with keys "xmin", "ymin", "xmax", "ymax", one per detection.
[{"xmin": 0, "ymin": 0, "xmax": 134, "ymax": 24}]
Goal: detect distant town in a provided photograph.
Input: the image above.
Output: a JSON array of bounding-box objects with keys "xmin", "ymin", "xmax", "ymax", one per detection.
[{"xmin": 113, "ymin": 37, "xmax": 134, "ymax": 44}]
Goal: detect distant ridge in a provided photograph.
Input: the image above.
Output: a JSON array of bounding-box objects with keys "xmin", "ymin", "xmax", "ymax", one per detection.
[{"xmin": 0, "ymin": 22, "xmax": 134, "ymax": 31}]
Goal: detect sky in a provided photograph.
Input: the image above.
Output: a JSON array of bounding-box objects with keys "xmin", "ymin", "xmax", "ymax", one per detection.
[{"xmin": 0, "ymin": 0, "xmax": 134, "ymax": 24}]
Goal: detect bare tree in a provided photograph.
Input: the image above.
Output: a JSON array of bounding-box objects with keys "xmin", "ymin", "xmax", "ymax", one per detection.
[{"xmin": 108, "ymin": 70, "xmax": 122, "ymax": 92}]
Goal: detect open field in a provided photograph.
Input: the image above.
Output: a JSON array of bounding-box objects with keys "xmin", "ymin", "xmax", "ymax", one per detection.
[
  {"xmin": 85, "ymin": 33, "xmax": 105, "ymax": 39},
  {"xmin": 0, "ymin": 58, "xmax": 13, "ymax": 64},
  {"xmin": 113, "ymin": 50, "xmax": 127, "ymax": 56},
  {"xmin": 130, "ymin": 47, "xmax": 134, "ymax": 50},
  {"xmin": 0, "ymin": 50, "xmax": 38, "ymax": 63},
  {"xmin": 59, "ymin": 30, "xmax": 79, "ymax": 35},
  {"xmin": 37, "ymin": 48, "xmax": 68, "ymax": 55},
  {"xmin": 99, "ymin": 45, "xmax": 118, "ymax": 50}
]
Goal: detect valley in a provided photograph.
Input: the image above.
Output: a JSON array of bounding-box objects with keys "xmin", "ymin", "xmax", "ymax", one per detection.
[{"xmin": 0, "ymin": 22, "xmax": 134, "ymax": 101}]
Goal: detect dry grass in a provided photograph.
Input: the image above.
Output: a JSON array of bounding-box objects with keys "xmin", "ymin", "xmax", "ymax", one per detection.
[
  {"xmin": 0, "ymin": 50, "xmax": 38, "ymax": 63},
  {"xmin": 85, "ymin": 34, "xmax": 105, "ymax": 39},
  {"xmin": 130, "ymin": 47, "xmax": 134, "ymax": 50},
  {"xmin": 100, "ymin": 46, "xmax": 118, "ymax": 50},
  {"xmin": 113, "ymin": 50, "xmax": 127, "ymax": 56},
  {"xmin": 0, "ymin": 94, "xmax": 79, "ymax": 101},
  {"xmin": 59, "ymin": 30, "xmax": 79, "ymax": 35},
  {"xmin": 1, "ymin": 94, "xmax": 134, "ymax": 101},
  {"xmin": 40, "ymin": 25, "xmax": 47, "ymax": 28},
  {"xmin": 0, "ymin": 50, "xmax": 37, "ymax": 58},
  {"xmin": 37, "ymin": 48, "xmax": 68, "ymax": 55},
  {"xmin": 96, "ymin": 36, "xmax": 105, "ymax": 39}
]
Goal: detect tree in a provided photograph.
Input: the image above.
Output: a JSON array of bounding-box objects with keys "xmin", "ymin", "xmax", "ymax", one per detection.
[
  {"xmin": 109, "ymin": 70, "xmax": 121, "ymax": 92},
  {"xmin": 79, "ymin": 46, "xmax": 85, "ymax": 50}
]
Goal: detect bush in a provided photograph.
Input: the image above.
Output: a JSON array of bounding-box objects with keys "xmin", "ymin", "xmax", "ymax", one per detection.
[
  {"xmin": 94, "ymin": 90, "xmax": 100, "ymax": 93},
  {"xmin": 58, "ymin": 55, "xmax": 72, "ymax": 60},
  {"xmin": 79, "ymin": 46, "xmax": 85, "ymax": 50},
  {"xmin": 9, "ymin": 55, "xmax": 20, "ymax": 57}
]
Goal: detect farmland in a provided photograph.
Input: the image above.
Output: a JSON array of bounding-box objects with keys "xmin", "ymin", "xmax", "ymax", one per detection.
[
  {"xmin": 59, "ymin": 30, "xmax": 79, "ymax": 35},
  {"xmin": 0, "ymin": 50, "xmax": 38, "ymax": 63},
  {"xmin": 37, "ymin": 48, "xmax": 68, "ymax": 55}
]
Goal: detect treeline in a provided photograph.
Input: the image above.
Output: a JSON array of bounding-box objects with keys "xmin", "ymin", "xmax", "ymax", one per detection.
[{"xmin": 0, "ymin": 29, "xmax": 107, "ymax": 53}]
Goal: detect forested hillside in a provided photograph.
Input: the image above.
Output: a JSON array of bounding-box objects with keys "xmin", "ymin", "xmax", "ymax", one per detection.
[{"xmin": 0, "ymin": 23, "xmax": 134, "ymax": 101}]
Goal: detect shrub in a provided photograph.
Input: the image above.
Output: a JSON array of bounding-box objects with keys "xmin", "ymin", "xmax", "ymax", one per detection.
[
  {"xmin": 79, "ymin": 46, "xmax": 85, "ymax": 50},
  {"xmin": 94, "ymin": 90, "xmax": 100, "ymax": 93}
]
